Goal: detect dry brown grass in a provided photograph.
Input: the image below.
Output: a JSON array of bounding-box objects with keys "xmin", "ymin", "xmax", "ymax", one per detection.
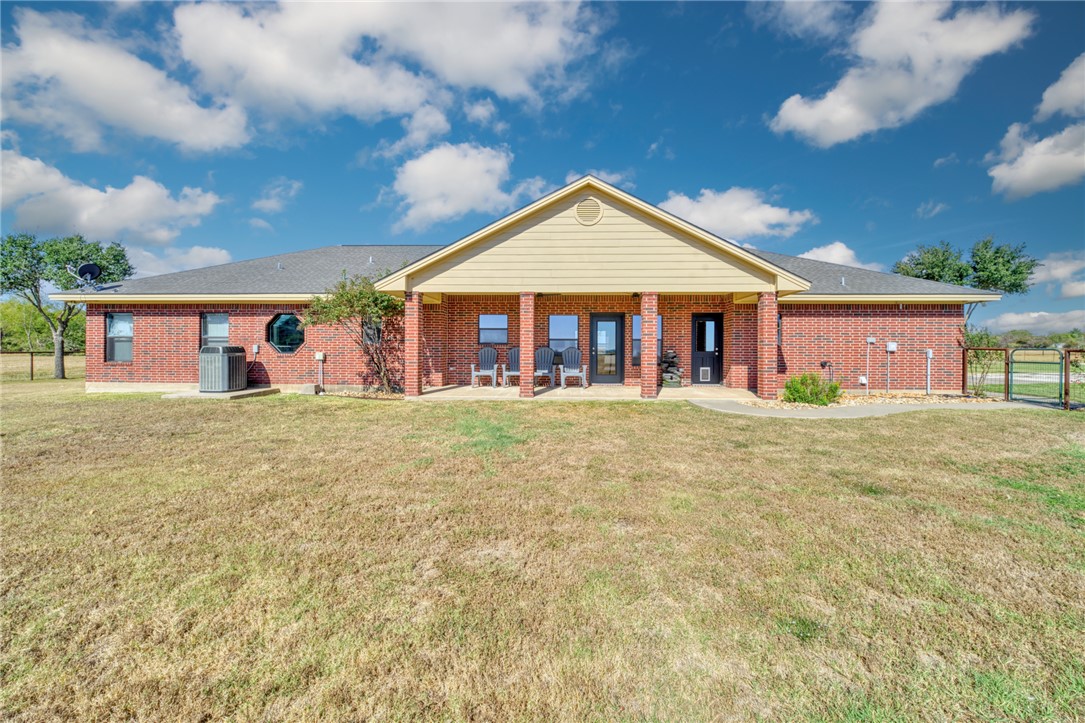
[
  {"xmin": 2, "ymin": 379, "xmax": 1083, "ymax": 721},
  {"xmin": 0, "ymin": 353, "xmax": 85, "ymax": 383}
]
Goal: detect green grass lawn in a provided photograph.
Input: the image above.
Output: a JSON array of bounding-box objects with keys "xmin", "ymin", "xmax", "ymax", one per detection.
[{"xmin": 2, "ymin": 377, "xmax": 1083, "ymax": 720}]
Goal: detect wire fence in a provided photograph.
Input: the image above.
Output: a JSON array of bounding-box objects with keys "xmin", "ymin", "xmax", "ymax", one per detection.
[
  {"xmin": 962, "ymin": 347, "xmax": 1084, "ymax": 410},
  {"xmin": 0, "ymin": 352, "xmax": 87, "ymax": 382}
]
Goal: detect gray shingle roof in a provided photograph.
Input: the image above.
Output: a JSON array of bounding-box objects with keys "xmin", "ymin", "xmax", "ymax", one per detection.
[
  {"xmin": 746, "ymin": 249, "xmax": 995, "ymax": 296},
  {"xmin": 81, "ymin": 245, "xmax": 444, "ymax": 296},
  {"xmin": 72, "ymin": 241, "xmax": 994, "ymax": 299}
]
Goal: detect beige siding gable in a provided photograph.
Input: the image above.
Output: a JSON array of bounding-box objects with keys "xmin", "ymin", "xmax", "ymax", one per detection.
[{"xmin": 408, "ymin": 193, "xmax": 776, "ymax": 293}]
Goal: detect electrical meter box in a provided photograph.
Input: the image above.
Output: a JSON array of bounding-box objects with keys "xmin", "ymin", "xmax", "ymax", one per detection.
[{"xmin": 886, "ymin": 342, "xmax": 898, "ymax": 353}]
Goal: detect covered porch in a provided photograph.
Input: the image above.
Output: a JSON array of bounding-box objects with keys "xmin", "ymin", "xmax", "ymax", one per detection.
[
  {"xmin": 377, "ymin": 176, "xmax": 810, "ymax": 400},
  {"xmin": 401, "ymin": 290, "xmax": 784, "ymax": 400}
]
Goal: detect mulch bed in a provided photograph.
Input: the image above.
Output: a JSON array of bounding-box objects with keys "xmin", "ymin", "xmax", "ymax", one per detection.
[
  {"xmin": 741, "ymin": 392, "xmax": 1005, "ymax": 410},
  {"xmin": 324, "ymin": 390, "xmax": 404, "ymax": 401}
]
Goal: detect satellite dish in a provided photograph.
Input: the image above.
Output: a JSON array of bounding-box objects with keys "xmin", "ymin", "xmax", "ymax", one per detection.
[{"xmin": 77, "ymin": 262, "xmax": 102, "ymax": 282}]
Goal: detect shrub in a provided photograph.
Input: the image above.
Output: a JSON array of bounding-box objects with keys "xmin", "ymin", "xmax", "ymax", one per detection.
[{"xmin": 782, "ymin": 372, "xmax": 842, "ymax": 406}]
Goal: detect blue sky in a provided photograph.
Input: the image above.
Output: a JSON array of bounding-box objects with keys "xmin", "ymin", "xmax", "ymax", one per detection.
[{"xmin": 2, "ymin": 1, "xmax": 1083, "ymax": 332}]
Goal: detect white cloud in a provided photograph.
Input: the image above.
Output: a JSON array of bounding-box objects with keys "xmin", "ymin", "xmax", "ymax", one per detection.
[
  {"xmin": 987, "ymin": 122, "xmax": 1085, "ymax": 199},
  {"xmin": 1062, "ymin": 281, "xmax": 1085, "ymax": 299},
  {"xmin": 771, "ymin": 3, "xmax": 1033, "ymax": 148},
  {"xmin": 748, "ymin": 1, "xmax": 852, "ymax": 41},
  {"xmin": 392, "ymin": 143, "xmax": 548, "ymax": 231},
  {"xmin": 375, "ymin": 105, "xmax": 451, "ymax": 158},
  {"xmin": 646, "ymin": 137, "xmax": 675, "ymax": 160},
  {"xmin": 1, "ymin": 150, "xmax": 220, "ymax": 245},
  {"xmin": 249, "ymin": 218, "xmax": 274, "ymax": 233},
  {"xmin": 798, "ymin": 241, "xmax": 885, "ymax": 271},
  {"xmin": 933, "ymin": 152, "xmax": 958, "ymax": 168},
  {"xmin": 173, "ymin": 4, "xmax": 433, "ymax": 122},
  {"xmin": 173, "ymin": 2, "xmax": 603, "ymax": 130},
  {"xmin": 345, "ymin": 3, "xmax": 604, "ymax": 102},
  {"xmin": 986, "ymin": 309, "xmax": 1085, "ymax": 334},
  {"xmin": 985, "ymin": 54, "xmax": 1085, "ymax": 200},
  {"xmin": 658, "ymin": 187, "xmax": 817, "ymax": 241},
  {"xmin": 564, "ymin": 168, "xmax": 635, "ymax": 189},
  {"xmin": 916, "ymin": 200, "xmax": 950, "ymax": 219},
  {"xmin": 125, "ymin": 245, "xmax": 232, "ymax": 278},
  {"xmin": 252, "ymin": 177, "xmax": 303, "ymax": 214},
  {"xmin": 1, "ymin": 8, "xmax": 248, "ymax": 152},
  {"xmin": 464, "ymin": 99, "xmax": 497, "ymax": 125},
  {"xmin": 1031, "ymin": 250, "xmax": 1085, "ymax": 284},
  {"xmin": 1031, "ymin": 250, "xmax": 1085, "ymax": 299},
  {"xmin": 1035, "ymin": 52, "xmax": 1085, "ymax": 122}
]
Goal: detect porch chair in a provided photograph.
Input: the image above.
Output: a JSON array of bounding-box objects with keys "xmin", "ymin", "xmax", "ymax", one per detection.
[
  {"xmin": 533, "ymin": 347, "xmax": 556, "ymax": 387},
  {"xmin": 471, "ymin": 347, "xmax": 498, "ymax": 387},
  {"xmin": 502, "ymin": 347, "xmax": 521, "ymax": 387},
  {"xmin": 559, "ymin": 347, "xmax": 588, "ymax": 389}
]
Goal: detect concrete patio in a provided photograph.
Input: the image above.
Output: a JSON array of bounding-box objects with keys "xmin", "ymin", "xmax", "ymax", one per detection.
[{"xmin": 409, "ymin": 384, "xmax": 758, "ymax": 402}]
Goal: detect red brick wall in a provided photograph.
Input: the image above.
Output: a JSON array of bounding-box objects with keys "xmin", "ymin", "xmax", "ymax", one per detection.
[
  {"xmin": 776, "ymin": 303, "xmax": 965, "ymax": 391},
  {"xmin": 757, "ymin": 292, "xmax": 780, "ymax": 399},
  {"xmin": 85, "ymin": 299, "xmax": 966, "ymax": 394},
  {"xmin": 86, "ymin": 304, "xmax": 429, "ymax": 389}
]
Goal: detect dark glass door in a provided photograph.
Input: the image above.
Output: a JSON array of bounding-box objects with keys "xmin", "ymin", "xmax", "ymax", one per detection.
[
  {"xmin": 590, "ymin": 314, "xmax": 624, "ymax": 384},
  {"xmin": 691, "ymin": 314, "xmax": 722, "ymax": 384}
]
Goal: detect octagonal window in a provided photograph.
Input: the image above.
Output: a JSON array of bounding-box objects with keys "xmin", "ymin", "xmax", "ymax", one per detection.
[{"xmin": 268, "ymin": 313, "xmax": 304, "ymax": 353}]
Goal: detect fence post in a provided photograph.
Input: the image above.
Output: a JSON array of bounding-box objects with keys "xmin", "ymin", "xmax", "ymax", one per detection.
[
  {"xmin": 1003, "ymin": 348, "xmax": 1010, "ymax": 401},
  {"xmin": 28, "ymin": 350, "xmax": 34, "ymax": 381},
  {"xmin": 1066, "ymin": 350, "xmax": 1072, "ymax": 411},
  {"xmin": 961, "ymin": 348, "xmax": 968, "ymax": 395}
]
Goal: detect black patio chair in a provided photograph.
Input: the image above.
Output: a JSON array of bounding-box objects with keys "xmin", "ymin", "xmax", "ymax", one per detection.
[
  {"xmin": 533, "ymin": 347, "xmax": 556, "ymax": 387},
  {"xmin": 471, "ymin": 346, "xmax": 498, "ymax": 387},
  {"xmin": 502, "ymin": 347, "xmax": 520, "ymax": 387},
  {"xmin": 559, "ymin": 347, "xmax": 588, "ymax": 389}
]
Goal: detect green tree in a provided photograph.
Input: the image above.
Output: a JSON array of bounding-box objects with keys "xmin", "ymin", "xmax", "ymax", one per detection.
[
  {"xmin": 1, "ymin": 234, "xmax": 133, "ymax": 378},
  {"xmin": 1047, "ymin": 329, "xmax": 1084, "ymax": 348},
  {"xmin": 0, "ymin": 298, "xmax": 85, "ymax": 352},
  {"xmin": 963, "ymin": 326, "xmax": 1003, "ymax": 397},
  {"xmin": 893, "ymin": 237, "xmax": 1039, "ymax": 322},
  {"xmin": 305, "ymin": 273, "xmax": 404, "ymax": 393}
]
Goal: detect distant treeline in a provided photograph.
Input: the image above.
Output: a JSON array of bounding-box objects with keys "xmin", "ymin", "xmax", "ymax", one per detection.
[
  {"xmin": 0, "ymin": 299, "xmax": 86, "ymax": 352},
  {"xmin": 996, "ymin": 328, "xmax": 1084, "ymax": 349}
]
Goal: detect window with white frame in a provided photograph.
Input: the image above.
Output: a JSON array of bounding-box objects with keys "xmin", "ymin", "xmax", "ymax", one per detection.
[
  {"xmin": 106, "ymin": 312, "xmax": 133, "ymax": 362},
  {"xmin": 201, "ymin": 313, "xmax": 229, "ymax": 348},
  {"xmin": 478, "ymin": 314, "xmax": 508, "ymax": 344}
]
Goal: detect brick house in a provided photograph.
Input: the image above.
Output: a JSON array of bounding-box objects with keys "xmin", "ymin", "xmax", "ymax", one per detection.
[{"xmin": 56, "ymin": 176, "xmax": 999, "ymax": 399}]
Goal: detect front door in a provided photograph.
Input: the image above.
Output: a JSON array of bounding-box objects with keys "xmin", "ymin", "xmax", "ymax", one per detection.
[
  {"xmin": 590, "ymin": 314, "xmax": 624, "ymax": 384},
  {"xmin": 691, "ymin": 314, "xmax": 722, "ymax": 384}
]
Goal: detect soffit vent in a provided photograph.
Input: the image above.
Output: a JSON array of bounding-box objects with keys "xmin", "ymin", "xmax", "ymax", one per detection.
[{"xmin": 575, "ymin": 197, "xmax": 603, "ymax": 226}]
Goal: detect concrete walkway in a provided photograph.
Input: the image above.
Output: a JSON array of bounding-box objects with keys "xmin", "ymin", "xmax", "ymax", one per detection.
[
  {"xmin": 411, "ymin": 384, "xmax": 757, "ymax": 402},
  {"xmin": 690, "ymin": 399, "xmax": 1038, "ymax": 419},
  {"xmin": 162, "ymin": 387, "xmax": 280, "ymax": 400}
]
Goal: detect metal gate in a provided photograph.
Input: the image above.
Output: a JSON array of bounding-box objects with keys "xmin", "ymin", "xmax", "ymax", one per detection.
[{"xmin": 1009, "ymin": 348, "xmax": 1064, "ymax": 404}]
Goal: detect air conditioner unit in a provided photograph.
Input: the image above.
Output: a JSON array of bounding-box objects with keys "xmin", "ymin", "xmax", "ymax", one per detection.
[{"xmin": 199, "ymin": 346, "xmax": 248, "ymax": 392}]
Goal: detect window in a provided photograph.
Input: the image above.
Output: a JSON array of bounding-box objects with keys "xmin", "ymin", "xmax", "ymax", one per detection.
[
  {"xmin": 364, "ymin": 318, "xmax": 382, "ymax": 345},
  {"xmin": 105, "ymin": 312, "xmax": 133, "ymax": 362},
  {"xmin": 268, "ymin": 313, "xmax": 304, "ymax": 353},
  {"xmin": 548, "ymin": 315, "xmax": 578, "ymax": 363},
  {"xmin": 478, "ymin": 314, "xmax": 508, "ymax": 344},
  {"xmin": 631, "ymin": 315, "xmax": 663, "ymax": 367},
  {"xmin": 777, "ymin": 313, "xmax": 782, "ymax": 347},
  {"xmin": 201, "ymin": 313, "xmax": 229, "ymax": 347}
]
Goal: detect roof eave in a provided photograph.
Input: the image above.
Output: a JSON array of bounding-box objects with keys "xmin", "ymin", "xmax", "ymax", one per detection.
[
  {"xmin": 776, "ymin": 293, "xmax": 1002, "ymax": 304},
  {"xmin": 49, "ymin": 292, "xmax": 322, "ymax": 304}
]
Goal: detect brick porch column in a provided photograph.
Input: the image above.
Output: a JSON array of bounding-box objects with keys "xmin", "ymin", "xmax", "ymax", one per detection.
[
  {"xmin": 640, "ymin": 291, "xmax": 659, "ymax": 399},
  {"xmin": 519, "ymin": 292, "xmax": 536, "ymax": 398},
  {"xmin": 404, "ymin": 291, "xmax": 423, "ymax": 397},
  {"xmin": 756, "ymin": 291, "xmax": 778, "ymax": 399}
]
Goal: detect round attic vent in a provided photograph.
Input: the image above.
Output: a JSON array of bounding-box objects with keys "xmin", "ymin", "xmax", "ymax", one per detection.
[{"xmin": 575, "ymin": 197, "xmax": 602, "ymax": 226}]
